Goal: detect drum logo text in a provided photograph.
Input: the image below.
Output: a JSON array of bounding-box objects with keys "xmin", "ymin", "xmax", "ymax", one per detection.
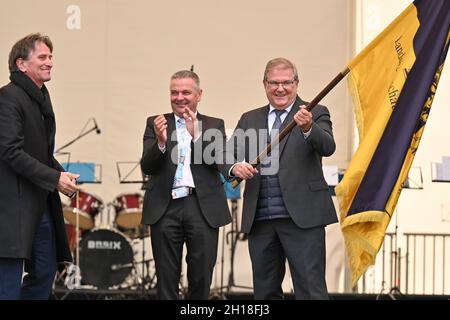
[{"xmin": 87, "ymin": 240, "xmax": 122, "ymax": 250}]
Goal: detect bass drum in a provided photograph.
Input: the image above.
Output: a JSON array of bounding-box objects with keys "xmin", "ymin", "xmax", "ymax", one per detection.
[{"xmin": 79, "ymin": 229, "xmax": 133, "ymax": 289}]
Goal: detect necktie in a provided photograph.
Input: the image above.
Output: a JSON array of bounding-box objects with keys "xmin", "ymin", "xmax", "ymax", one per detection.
[
  {"xmin": 174, "ymin": 118, "xmax": 187, "ymax": 186},
  {"xmin": 270, "ymin": 109, "xmax": 285, "ymax": 141},
  {"xmin": 262, "ymin": 109, "xmax": 285, "ymax": 169}
]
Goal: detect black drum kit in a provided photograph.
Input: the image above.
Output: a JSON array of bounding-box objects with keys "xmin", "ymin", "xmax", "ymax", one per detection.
[
  {"xmin": 54, "ymin": 119, "xmax": 156, "ymax": 293},
  {"xmin": 62, "ymin": 190, "xmax": 154, "ymax": 290},
  {"xmin": 54, "ymin": 119, "xmax": 248, "ymax": 297}
]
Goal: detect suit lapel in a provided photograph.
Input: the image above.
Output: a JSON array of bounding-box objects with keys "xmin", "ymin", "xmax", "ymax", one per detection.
[
  {"xmin": 197, "ymin": 112, "xmax": 206, "ymax": 130},
  {"xmin": 166, "ymin": 113, "xmax": 177, "ymax": 168},
  {"xmin": 256, "ymin": 106, "xmax": 270, "ymax": 155},
  {"xmin": 257, "ymin": 106, "xmax": 270, "ymax": 130}
]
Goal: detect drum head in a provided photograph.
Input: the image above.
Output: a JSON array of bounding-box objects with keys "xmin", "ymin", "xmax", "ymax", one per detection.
[
  {"xmin": 113, "ymin": 193, "xmax": 143, "ymax": 229},
  {"xmin": 64, "ymin": 191, "xmax": 103, "ymax": 230},
  {"xmin": 79, "ymin": 229, "xmax": 133, "ymax": 289},
  {"xmin": 115, "ymin": 212, "xmax": 142, "ymax": 229},
  {"xmin": 64, "ymin": 208, "xmax": 95, "ymax": 230}
]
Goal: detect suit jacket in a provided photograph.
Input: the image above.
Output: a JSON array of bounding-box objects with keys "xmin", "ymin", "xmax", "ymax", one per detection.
[
  {"xmin": 0, "ymin": 72, "xmax": 72, "ymax": 262},
  {"xmin": 141, "ymin": 112, "xmax": 231, "ymax": 228},
  {"xmin": 226, "ymin": 96, "xmax": 338, "ymax": 233}
]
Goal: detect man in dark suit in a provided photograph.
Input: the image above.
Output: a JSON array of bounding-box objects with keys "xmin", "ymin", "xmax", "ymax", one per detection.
[
  {"xmin": 227, "ymin": 58, "xmax": 338, "ymax": 299},
  {"xmin": 141, "ymin": 70, "xmax": 231, "ymax": 299},
  {"xmin": 0, "ymin": 33, "xmax": 79, "ymax": 299}
]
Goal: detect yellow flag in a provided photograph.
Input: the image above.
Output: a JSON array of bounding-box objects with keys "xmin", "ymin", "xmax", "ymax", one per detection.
[{"xmin": 335, "ymin": 0, "xmax": 450, "ymax": 287}]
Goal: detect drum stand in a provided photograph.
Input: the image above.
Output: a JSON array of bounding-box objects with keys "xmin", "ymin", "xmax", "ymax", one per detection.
[
  {"xmin": 209, "ymin": 199, "xmax": 252, "ymax": 299},
  {"xmin": 134, "ymin": 224, "xmax": 156, "ymax": 298}
]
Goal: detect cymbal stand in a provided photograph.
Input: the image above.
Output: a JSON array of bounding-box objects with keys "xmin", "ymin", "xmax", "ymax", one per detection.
[
  {"xmin": 376, "ymin": 209, "xmax": 403, "ymax": 300},
  {"xmin": 135, "ymin": 225, "xmax": 155, "ymax": 298},
  {"xmin": 105, "ymin": 202, "xmax": 115, "ymax": 228},
  {"xmin": 76, "ymin": 192, "xmax": 80, "ymax": 275},
  {"xmin": 209, "ymin": 224, "xmax": 227, "ymax": 299},
  {"xmin": 116, "ymin": 163, "xmax": 154, "ymax": 295},
  {"xmin": 387, "ymin": 215, "xmax": 403, "ymax": 300},
  {"xmin": 140, "ymin": 225, "xmax": 145, "ymax": 296},
  {"xmin": 226, "ymin": 199, "xmax": 252, "ymax": 294}
]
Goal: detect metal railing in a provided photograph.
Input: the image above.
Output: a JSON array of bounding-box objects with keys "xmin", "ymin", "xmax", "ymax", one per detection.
[
  {"xmin": 356, "ymin": 232, "xmax": 450, "ymax": 295},
  {"xmin": 404, "ymin": 232, "xmax": 450, "ymax": 295}
]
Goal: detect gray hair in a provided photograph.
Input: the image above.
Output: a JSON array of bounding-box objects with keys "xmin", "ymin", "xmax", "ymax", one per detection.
[
  {"xmin": 171, "ymin": 70, "xmax": 200, "ymax": 90},
  {"xmin": 263, "ymin": 57, "xmax": 298, "ymax": 81}
]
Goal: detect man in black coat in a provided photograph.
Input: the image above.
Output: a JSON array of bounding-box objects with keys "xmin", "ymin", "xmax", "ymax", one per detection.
[
  {"xmin": 141, "ymin": 70, "xmax": 231, "ymax": 299},
  {"xmin": 0, "ymin": 33, "xmax": 79, "ymax": 299}
]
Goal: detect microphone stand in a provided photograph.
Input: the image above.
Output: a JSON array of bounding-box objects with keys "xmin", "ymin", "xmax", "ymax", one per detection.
[
  {"xmin": 116, "ymin": 161, "xmax": 153, "ymax": 297},
  {"xmin": 55, "ymin": 125, "xmax": 99, "ymax": 154},
  {"xmin": 55, "ymin": 119, "xmax": 100, "ymax": 299},
  {"xmin": 62, "ymin": 191, "xmax": 82, "ymax": 298}
]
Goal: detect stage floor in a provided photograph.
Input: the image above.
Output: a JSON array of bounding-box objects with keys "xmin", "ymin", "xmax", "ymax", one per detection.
[{"xmin": 52, "ymin": 286, "xmax": 450, "ymax": 300}]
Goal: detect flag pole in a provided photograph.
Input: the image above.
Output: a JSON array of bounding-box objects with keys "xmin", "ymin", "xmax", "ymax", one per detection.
[
  {"xmin": 231, "ymin": 67, "xmax": 350, "ymax": 188},
  {"xmin": 229, "ymin": 3, "xmax": 420, "ymax": 188}
]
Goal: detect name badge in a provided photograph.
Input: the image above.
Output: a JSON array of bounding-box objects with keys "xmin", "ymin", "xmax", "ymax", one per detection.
[{"xmin": 172, "ymin": 187, "xmax": 188, "ymax": 199}]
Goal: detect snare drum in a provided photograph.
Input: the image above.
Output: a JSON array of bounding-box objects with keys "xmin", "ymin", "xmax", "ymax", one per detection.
[
  {"xmin": 79, "ymin": 229, "xmax": 133, "ymax": 289},
  {"xmin": 113, "ymin": 193, "xmax": 143, "ymax": 229},
  {"xmin": 64, "ymin": 190, "xmax": 103, "ymax": 230}
]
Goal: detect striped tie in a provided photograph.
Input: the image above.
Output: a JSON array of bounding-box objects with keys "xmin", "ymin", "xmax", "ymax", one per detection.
[{"xmin": 173, "ymin": 118, "xmax": 187, "ymax": 186}]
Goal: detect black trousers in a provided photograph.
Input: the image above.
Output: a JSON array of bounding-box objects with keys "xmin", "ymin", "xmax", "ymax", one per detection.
[
  {"xmin": 151, "ymin": 194, "xmax": 218, "ymax": 300},
  {"xmin": 248, "ymin": 218, "xmax": 328, "ymax": 300}
]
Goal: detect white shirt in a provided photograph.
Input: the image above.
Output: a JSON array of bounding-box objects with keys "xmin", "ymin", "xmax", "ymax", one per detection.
[
  {"xmin": 157, "ymin": 114, "xmax": 196, "ymax": 188},
  {"xmin": 228, "ymin": 103, "xmax": 311, "ymax": 177},
  {"xmin": 268, "ymin": 103, "xmax": 311, "ymax": 138},
  {"xmin": 268, "ymin": 104, "xmax": 292, "ymax": 132}
]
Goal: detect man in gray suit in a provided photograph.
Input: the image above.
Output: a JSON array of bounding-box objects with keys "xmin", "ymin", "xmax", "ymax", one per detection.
[
  {"xmin": 141, "ymin": 70, "xmax": 231, "ymax": 299},
  {"xmin": 227, "ymin": 57, "xmax": 337, "ymax": 299}
]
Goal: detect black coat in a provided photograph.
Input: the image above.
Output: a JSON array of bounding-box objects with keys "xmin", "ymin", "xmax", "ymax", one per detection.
[
  {"xmin": 141, "ymin": 112, "xmax": 231, "ymax": 228},
  {"xmin": 0, "ymin": 71, "xmax": 72, "ymax": 262}
]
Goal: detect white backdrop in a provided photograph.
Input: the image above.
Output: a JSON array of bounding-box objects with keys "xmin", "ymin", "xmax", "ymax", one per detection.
[{"xmin": 4, "ymin": 0, "xmax": 448, "ymax": 295}]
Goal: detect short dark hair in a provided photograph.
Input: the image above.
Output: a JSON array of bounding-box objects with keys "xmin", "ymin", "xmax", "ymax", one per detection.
[
  {"xmin": 8, "ymin": 33, "xmax": 53, "ymax": 73},
  {"xmin": 171, "ymin": 70, "xmax": 200, "ymax": 90}
]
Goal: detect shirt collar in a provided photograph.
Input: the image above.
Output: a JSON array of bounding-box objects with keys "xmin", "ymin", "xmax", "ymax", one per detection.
[
  {"xmin": 174, "ymin": 111, "xmax": 198, "ymax": 122},
  {"xmin": 269, "ymin": 103, "xmax": 294, "ymax": 115}
]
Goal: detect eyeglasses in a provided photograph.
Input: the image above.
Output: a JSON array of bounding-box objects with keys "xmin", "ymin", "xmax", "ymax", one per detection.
[{"xmin": 265, "ymin": 79, "xmax": 297, "ymax": 89}]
